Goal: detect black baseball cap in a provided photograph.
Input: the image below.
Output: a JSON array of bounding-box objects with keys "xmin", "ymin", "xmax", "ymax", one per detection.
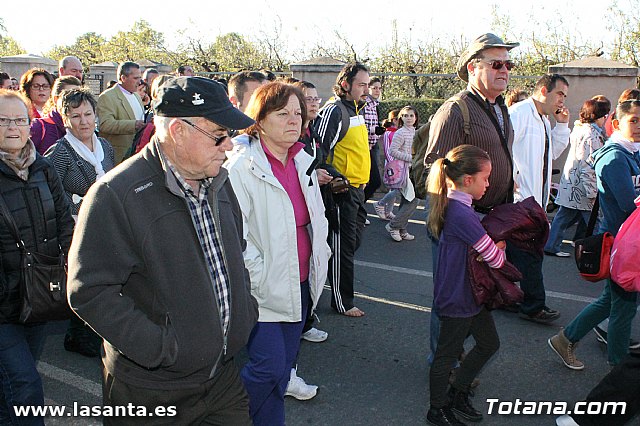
[{"xmin": 153, "ymin": 76, "xmax": 255, "ymax": 130}]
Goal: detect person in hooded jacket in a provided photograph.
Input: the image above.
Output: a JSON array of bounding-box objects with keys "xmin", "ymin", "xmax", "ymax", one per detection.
[
  {"xmin": 549, "ymin": 99, "xmax": 640, "ymax": 372},
  {"xmin": 544, "ymin": 98, "xmax": 610, "ymax": 256}
]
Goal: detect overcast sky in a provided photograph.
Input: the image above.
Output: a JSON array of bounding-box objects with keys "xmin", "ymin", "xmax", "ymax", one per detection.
[{"xmin": 4, "ymin": 0, "xmax": 621, "ymax": 58}]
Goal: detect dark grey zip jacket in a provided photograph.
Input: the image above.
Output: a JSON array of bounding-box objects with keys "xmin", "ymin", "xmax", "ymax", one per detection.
[{"xmin": 67, "ymin": 140, "xmax": 258, "ymax": 390}]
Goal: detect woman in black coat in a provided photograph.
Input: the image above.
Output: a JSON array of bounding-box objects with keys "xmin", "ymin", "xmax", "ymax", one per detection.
[
  {"xmin": 46, "ymin": 88, "xmax": 115, "ymax": 358},
  {"xmin": 0, "ymin": 89, "xmax": 74, "ymax": 425}
]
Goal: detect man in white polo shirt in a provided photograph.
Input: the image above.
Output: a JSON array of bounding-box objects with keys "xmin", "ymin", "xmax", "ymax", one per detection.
[{"xmin": 97, "ymin": 61, "xmax": 146, "ymax": 162}]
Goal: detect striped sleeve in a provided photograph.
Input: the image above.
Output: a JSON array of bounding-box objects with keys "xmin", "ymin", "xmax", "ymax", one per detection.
[
  {"xmin": 314, "ymin": 103, "xmax": 341, "ymax": 151},
  {"xmin": 472, "ymin": 234, "xmax": 505, "ymax": 269}
]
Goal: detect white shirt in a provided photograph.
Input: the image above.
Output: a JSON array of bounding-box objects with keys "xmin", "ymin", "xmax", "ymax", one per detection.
[
  {"xmin": 509, "ymin": 98, "xmax": 570, "ymax": 208},
  {"xmin": 118, "ymin": 85, "xmax": 144, "ymax": 120}
]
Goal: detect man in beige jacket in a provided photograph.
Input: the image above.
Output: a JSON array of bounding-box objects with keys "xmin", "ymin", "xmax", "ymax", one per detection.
[{"xmin": 97, "ymin": 61, "xmax": 146, "ymax": 162}]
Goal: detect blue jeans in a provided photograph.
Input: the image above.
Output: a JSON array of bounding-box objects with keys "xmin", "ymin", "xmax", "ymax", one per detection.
[
  {"xmin": 545, "ymin": 206, "xmax": 593, "ymax": 253},
  {"xmin": 564, "ymin": 280, "xmax": 637, "ymax": 365},
  {"xmin": 0, "ymin": 323, "xmax": 46, "ymax": 426},
  {"xmin": 377, "ymin": 190, "xmax": 399, "ymax": 217},
  {"xmin": 241, "ymin": 282, "xmax": 309, "ymax": 426}
]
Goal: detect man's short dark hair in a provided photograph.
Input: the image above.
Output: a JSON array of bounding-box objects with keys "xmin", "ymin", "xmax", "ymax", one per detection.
[
  {"xmin": 177, "ymin": 65, "xmax": 191, "ymax": 75},
  {"xmin": 143, "ymin": 68, "xmax": 159, "ymax": 80},
  {"xmin": 535, "ymin": 74, "xmax": 569, "ymax": 94},
  {"xmin": 369, "ymin": 77, "xmax": 381, "ymax": 86},
  {"xmin": 295, "ymin": 81, "xmax": 316, "ymax": 90},
  {"xmin": 333, "ymin": 62, "xmax": 369, "ymax": 97},
  {"xmin": 228, "ymin": 71, "xmax": 267, "ymax": 102},
  {"xmin": 0, "ymin": 72, "xmax": 10, "ymax": 87},
  {"xmin": 259, "ymin": 69, "xmax": 277, "ymax": 81},
  {"xmin": 117, "ymin": 62, "xmax": 140, "ymax": 79}
]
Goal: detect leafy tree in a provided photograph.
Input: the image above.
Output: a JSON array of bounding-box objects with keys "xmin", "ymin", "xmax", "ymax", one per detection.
[
  {"xmin": 490, "ymin": 5, "xmax": 601, "ymax": 76},
  {"xmin": 104, "ymin": 20, "xmax": 170, "ymax": 63},
  {"xmin": 0, "ymin": 18, "xmax": 25, "ymax": 57},
  {"xmin": 173, "ymin": 31, "xmax": 287, "ymax": 73},
  {"xmin": 0, "ymin": 36, "xmax": 25, "ymax": 57},
  {"xmin": 47, "ymin": 32, "xmax": 107, "ymax": 67},
  {"xmin": 608, "ymin": 0, "xmax": 640, "ymax": 66}
]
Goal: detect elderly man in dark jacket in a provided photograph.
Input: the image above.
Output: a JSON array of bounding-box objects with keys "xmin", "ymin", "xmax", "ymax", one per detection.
[{"xmin": 68, "ymin": 77, "xmax": 259, "ymax": 425}]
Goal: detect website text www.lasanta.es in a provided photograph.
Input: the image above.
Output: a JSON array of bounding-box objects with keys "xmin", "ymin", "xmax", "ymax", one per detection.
[{"xmin": 14, "ymin": 402, "xmax": 176, "ymax": 418}]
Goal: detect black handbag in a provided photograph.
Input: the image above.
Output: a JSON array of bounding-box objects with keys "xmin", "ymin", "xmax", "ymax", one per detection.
[
  {"xmin": 0, "ymin": 194, "xmax": 70, "ymax": 323},
  {"xmin": 574, "ymin": 196, "xmax": 614, "ymax": 282}
]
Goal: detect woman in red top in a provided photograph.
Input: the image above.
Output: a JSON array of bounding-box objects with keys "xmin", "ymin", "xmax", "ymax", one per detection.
[{"xmin": 19, "ymin": 68, "xmax": 54, "ymax": 119}]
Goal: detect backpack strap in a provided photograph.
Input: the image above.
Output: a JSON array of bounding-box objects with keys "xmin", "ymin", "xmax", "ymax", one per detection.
[
  {"xmin": 451, "ymin": 95, "xmax": 471, "ymax": 138},
  {"xmin": 586, "ymin": 195, "xmax": 600, "ymax": 237}
]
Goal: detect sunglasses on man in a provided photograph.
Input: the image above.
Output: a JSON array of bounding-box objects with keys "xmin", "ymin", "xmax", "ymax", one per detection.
[
  {"xmin": 181, "ymin": 119, "xmax": 231, "ymax": 146},
  {"xmin": 476, "ymin": 59, "xmax": 516, "ymax": 71}
]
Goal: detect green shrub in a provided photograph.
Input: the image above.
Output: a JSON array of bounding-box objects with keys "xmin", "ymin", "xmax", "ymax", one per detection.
[{"xmin": 377, "ymin": 98, "xmax": 446, "ymax": 125}]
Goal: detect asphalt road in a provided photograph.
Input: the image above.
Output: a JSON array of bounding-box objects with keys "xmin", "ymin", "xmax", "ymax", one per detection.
[{"xmin": 37, "ymin": 198, "xmax": 636, "ymax": 425}]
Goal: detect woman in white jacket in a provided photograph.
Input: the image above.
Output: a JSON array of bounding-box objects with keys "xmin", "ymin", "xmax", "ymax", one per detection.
[
  {"xmin": 224, "ymin": 82, "xmax": 330, "ymax": 426},
  {"xmin": 545, "ymin": 98, "xmax": 609, "ymax": 256}
]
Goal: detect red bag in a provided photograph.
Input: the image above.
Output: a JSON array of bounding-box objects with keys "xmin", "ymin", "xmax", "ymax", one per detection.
[
  {"xmin": 610, "ymin": 197, "xmax": 640, "ymax": 291},
  {"xmin": 574, "ymin": 233, "xmax": 614, "ymax": 282},
  {"xmin": 573, "ymin": 195, "xmax": 614, "ymax": 282}
]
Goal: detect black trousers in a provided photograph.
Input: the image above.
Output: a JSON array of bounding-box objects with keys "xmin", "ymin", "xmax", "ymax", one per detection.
[
  {"xmin": 506, "ymin": 244, "xmax": 547, "ymax": 315},
  {"xmin": 571, "ymin": 353, "xmax": 640, "ymax": 426},
  {"xmin": 364, "ymin": 145, "xmax": 381, "ymax": 201},
  {"xmin": 102, "ymin": 360, "xmax": 251, "ymax": 425},
  {"xmin": 329, "ymin": 187, "xmax": 366, "ymax": 312},
  {"xmin": 302, "ymin": 288, "xmax": 315, "ymax": 333},
  {"xmin": 429, "ymin": 307, "xmax": 500, "ymax": 408}
]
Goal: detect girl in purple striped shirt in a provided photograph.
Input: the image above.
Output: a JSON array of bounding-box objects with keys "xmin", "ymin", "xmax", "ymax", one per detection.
[{"xmin": 426, "ymin": 145, "xmax": 505, "ymax": 426}]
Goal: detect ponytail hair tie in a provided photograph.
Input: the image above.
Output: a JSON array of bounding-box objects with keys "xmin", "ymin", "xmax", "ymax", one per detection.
[{"xmin": 443, "ymin": 158, "xmax": 451, "ymax": 166}]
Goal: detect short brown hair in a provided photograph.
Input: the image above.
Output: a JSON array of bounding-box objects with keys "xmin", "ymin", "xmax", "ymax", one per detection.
[
  {"xmin": 20, "ymin": 68, "xmax": 54, "ymax": 101},
  {"xmin": 579, "ymin": 99, "xmax": 610, "ymax": 123},
  {"xmin": 241, "ymin": 81, "xmax": 307, "ymax": 136}
]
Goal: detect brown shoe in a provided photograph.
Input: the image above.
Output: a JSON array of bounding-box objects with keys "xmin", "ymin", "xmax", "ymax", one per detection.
[
  {"xmin": 548, "ymin": 329, "xmax": 584, "ymax": 370},
  {"xmin": 519, "ymin": 307, "xmax": 560, "ymax": 324}
]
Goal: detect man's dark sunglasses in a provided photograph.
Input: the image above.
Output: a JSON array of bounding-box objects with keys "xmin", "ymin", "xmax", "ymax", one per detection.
[
  {"xmin": 181, "ymin": 119, "xmax": 231, "ymax": 146},
  {"xmin": 619, "ymin": 99, "xmax": 640, "ymax": 106},
  {"xmin": 477, "ymin": 59, "xmax": 516, "ymax": 71}
]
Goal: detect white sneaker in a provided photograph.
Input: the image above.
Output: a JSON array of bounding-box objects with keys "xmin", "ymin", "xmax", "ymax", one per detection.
[
  {"xmin": 374, "ymin": 203, "xmax": 388, "ymax": 220},
  {"xmin": 364, "ymin": 218, "xmax": 371, "ymax": 226},
  {"xmin": 385, "ymin": 223, "xmax": 402, "ymax": 242},
  {"xmin": 285, "ymin": 371, "xmax": 318, "ymax": 400},
  {"xmin": 301, "ymin": 327, "xmax": 328, "ymax": 342},
  {"xmin": 400, "ymin": 231, "xmax": 415, "ymax": 241},
  {"xmin": 556, "ymin": 414, "xmax": 579, "ymax": 426}
]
